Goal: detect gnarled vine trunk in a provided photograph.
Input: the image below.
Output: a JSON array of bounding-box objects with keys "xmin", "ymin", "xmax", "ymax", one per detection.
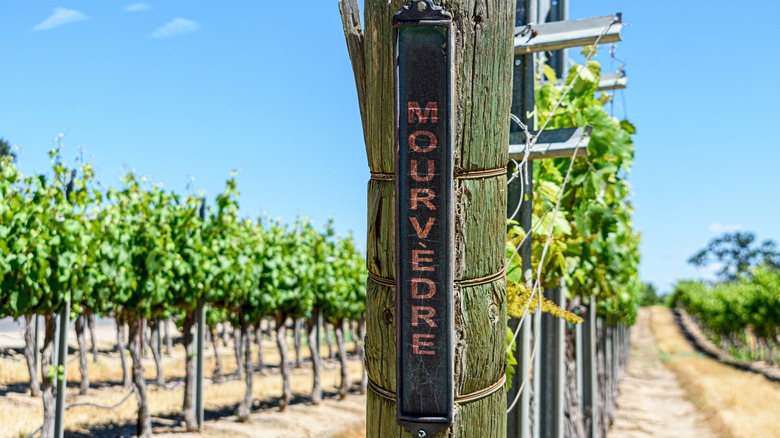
[
  {"xmin": 307, "ymin": 311, "xmax": 322, "ymax": 404},
  {"xmin": 324, "ymin": 322, "xmax": 334, "ymax": 359},
  {"xmin": 255, "ymin": 323, "xmax": 266, "ymax": 374},
  {"xmin": 39, "ymin": 313, "xmax": 56, "ymax": 437},
  {"xmin": 209, "ymin": 326, "xmax": 223, "ymax": 378},
  {"xmin": 75, "ymin": 314, "xmax": 90, "ymax": 395},
  {"xmin": 149, "ymin": 319, "xmax": 165, "ymax": 386},
  {"xmin": 163, "ymin": 317, "xmax": 173, "ymax": 356},
  {"xmin": 221, "ymin": 322, "xmax": 230, "ymax": 347},
  {"xmin": 236, "ymin": 318, "xmax": 254, "ymax": 422},
  {"xmin": 128, "ymin": 318, "xmax": 152, "ymax": 438},
  {"xmin": 141, "ymin": 319, "xmax": 147, "ymax": 359},
  {"xmin": 181, "ymin": 310, "xmax": 198, "ymax": 431},
  {"xmin": 116, "ymin": 319, "xmax": 131, "ymax": 388},
  {"xmin": 275, "ymin": 314, "xmax": 292, "ymax": 411},
  {"xmin": 335, "ymin": 319, "xmax": 351, "ymax": 399},
  {"xmin": 358, "ymin": 317, "xmax": 368, "ymax": 394},
  {"xmin": 350, "ymin": 320, "xmax": 359, "ymax": 355},
  {"xmin": 23, "ymin": 315, "xmax": 41, "ymax": 397},
  {"xmin": 88, "ymin": 312, "xmax": 98, "ymax": 363},
  {"xmin": 293, "ymin": 318, "xmax": 303, "ymax": 368},
  {"xmin": 233, "ymin": 325, "xmax": 244, "ymax": 376}
]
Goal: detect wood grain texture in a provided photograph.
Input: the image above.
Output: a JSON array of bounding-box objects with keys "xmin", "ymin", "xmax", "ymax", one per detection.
[
  {"xmin": 339, "ymin": 0, "xmax": 368, "ymax": 144},
  {"xmin": 342, "ymin": 0, "xmax": 514, "ymax": 436}
]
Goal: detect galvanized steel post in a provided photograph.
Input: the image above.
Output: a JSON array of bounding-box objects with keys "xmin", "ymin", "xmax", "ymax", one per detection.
[
  {"xmin": 196, "ymin": 199, "xmax": 206, "ymax": 430},
  {"xmin": 53, "ymin": 298, "xmax": 69, "ymax": 438}
]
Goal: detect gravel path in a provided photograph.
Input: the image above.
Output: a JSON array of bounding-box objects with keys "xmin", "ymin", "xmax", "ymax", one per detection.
[{"xmin": 608, "ymin": 308, "xmax": 715, "ymax": 438}]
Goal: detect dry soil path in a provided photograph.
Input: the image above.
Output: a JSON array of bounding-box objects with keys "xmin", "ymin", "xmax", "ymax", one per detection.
[{"xmin": 608, "ymin": 308, "xmax": 715, "ymax": 438}]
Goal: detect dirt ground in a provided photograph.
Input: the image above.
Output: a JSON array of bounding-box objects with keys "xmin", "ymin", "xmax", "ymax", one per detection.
[
  {"xmin": 647, "ymin": 307, "xmax": 780, "ymax": 438},
  {"xmin": 155, "ymin": 393, "xmax": 366, "ymax": 438},
  {"xmin": 0, "ymin": 319, "xmax": 367, "ymax": 438},
  {"xmin": 608, "ymin": 307, "xmax": 715, "ymax": 438},
  {"xmin": 5, "ymin": 307, "xmax": 780, "ymax": 438}
]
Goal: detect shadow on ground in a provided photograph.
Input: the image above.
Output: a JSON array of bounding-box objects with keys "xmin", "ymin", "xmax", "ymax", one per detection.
[{"xmin": 64, "ymin": 386, "xmax": 365, "ymax": 437}]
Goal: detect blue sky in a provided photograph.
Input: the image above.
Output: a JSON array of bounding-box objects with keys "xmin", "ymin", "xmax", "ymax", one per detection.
[{"xmin": 1, "ymin": 1, "xmax": 778, "ymax": 293}]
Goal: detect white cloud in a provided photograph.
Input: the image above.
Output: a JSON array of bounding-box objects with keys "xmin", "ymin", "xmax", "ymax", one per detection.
[
  {"xmin": 708, "ymin": 222, "xmax": 744, "ymax": 233},
  {"xmin": 124, "ymin": 3, "xmax": 152, "ymax": 12},
  {"xmin": 32, "ymin": 8, "xmax": 89, "ymax": 32},
  {"xmin": 149, "ymin": 18, "xmax": 201, "ymax": 39},
  {"xmin": 694, "ymin": 262, "xmax": 724, "ymax": 282}
]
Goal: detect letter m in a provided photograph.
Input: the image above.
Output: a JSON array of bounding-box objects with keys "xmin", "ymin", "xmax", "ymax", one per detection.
[{"xmin": 408, "ymin": 102, "xmax": 438, "ymax": 124}]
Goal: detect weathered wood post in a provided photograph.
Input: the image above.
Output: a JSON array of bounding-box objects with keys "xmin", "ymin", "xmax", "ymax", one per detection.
[{"xmin": 340, "ymin": 0, "xmax": 514, "ymax": 436}]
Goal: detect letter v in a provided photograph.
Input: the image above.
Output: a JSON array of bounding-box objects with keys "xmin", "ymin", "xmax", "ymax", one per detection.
[{"xmin": 410, "ymin": 217, "xmax": 436, "ymax": 239}]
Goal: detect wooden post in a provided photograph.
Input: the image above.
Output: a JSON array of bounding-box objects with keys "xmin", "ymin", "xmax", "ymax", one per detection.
[{"xmin": 340, "ymin": 0, "xmax": 513, "ymax": 436}]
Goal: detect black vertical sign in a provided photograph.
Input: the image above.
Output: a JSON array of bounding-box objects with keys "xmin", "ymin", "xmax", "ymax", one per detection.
[{"xmin": 394, "ymin": 1, "xmax": 454, "ymax": 436}]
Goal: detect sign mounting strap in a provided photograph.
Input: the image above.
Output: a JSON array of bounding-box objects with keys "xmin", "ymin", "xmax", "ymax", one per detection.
[
  {"xmin": 368, "ymin": 374, "xmax": 507, "ymax": 405},
  {"xmin": 368, "ymin": 267, "xmax": 507, "ymax": 290},
  {"xmin": 370, "ymin": 166, "xmax": 508, "ymax": 182}
]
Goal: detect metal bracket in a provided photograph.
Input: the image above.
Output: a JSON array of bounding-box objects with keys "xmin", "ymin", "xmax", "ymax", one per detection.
[
  {"xmin": 515, "ymin": 14, "xmax": 622, "ymax": 54},
  {"xmin": 394, "ymin": 0, "xmax": 451, "ymax": 23},
  {"xmin": 596, "ymin": 71, "xmax": 627, "ymax": 91},
  {"xmin": 509, "ymin": 126, "xmax": 592, "ymax": 161},
  {"xmin": 552, "ymin": 71, "xmax": 627, "ymax": 91}
]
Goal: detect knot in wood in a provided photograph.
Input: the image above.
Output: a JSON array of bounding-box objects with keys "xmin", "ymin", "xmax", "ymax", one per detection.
[
  {"xmin": 382, "ymin": 308, "xmax": 394, "ymax": 326},
  {"xmin": 488, "ymin": 302, "xmax": 499, "ymax": 324}
]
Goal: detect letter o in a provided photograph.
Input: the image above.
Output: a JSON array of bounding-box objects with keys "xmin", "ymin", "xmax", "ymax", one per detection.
[{"xmin": 409, "ymin": 131, "xmax": 438, "ymax": 153}]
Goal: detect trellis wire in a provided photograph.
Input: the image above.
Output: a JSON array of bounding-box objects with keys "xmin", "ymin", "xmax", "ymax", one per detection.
[
  {"xmin": 26, "ymin": 387, "xmax": 137, "ymax": 438},
  {"xmin": 507, "ymin": 130, "xmax": 585, "ymax": 414}
]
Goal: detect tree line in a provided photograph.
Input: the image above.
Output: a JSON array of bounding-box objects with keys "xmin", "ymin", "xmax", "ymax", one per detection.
[{"xmin": 670, "ymin": 231, "xmax": 780, "ymax": 365}]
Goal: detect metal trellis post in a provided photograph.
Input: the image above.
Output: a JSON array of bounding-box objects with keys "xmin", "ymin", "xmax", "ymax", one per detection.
[
  {"xmin": 53, "ymin": 297, "xmax": 69, "ymax": 438},
  {"xmin": 505, "ymin": 1, "xmax": 623, "ymax": 437},
  {"xmin": 196, "ymin": 304, "xmax": 205, "ymax": 429},
  {"xmin": 507, "ymin": 0, "xmax": 536, "ymax": 435},
  {"xmin": 582, "ymin": 298, "xmax": 599, "ymax": 438},
  {"xmin": 196, "ymin": 198, "xmax": 206, "ymax": 430}
]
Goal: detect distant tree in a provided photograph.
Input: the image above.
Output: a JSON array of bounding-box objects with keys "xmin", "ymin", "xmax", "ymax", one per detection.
[
  {"xmin": 640, "ymin": 282, "xmax": 660, "ymax": 306},
  {"xmin": 688, "ymin": 231, "xmax": 780, "ymax": 282},
  {"xmin": 0, "ymin": 138, "xmax": 15, "ymax": 160}
]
